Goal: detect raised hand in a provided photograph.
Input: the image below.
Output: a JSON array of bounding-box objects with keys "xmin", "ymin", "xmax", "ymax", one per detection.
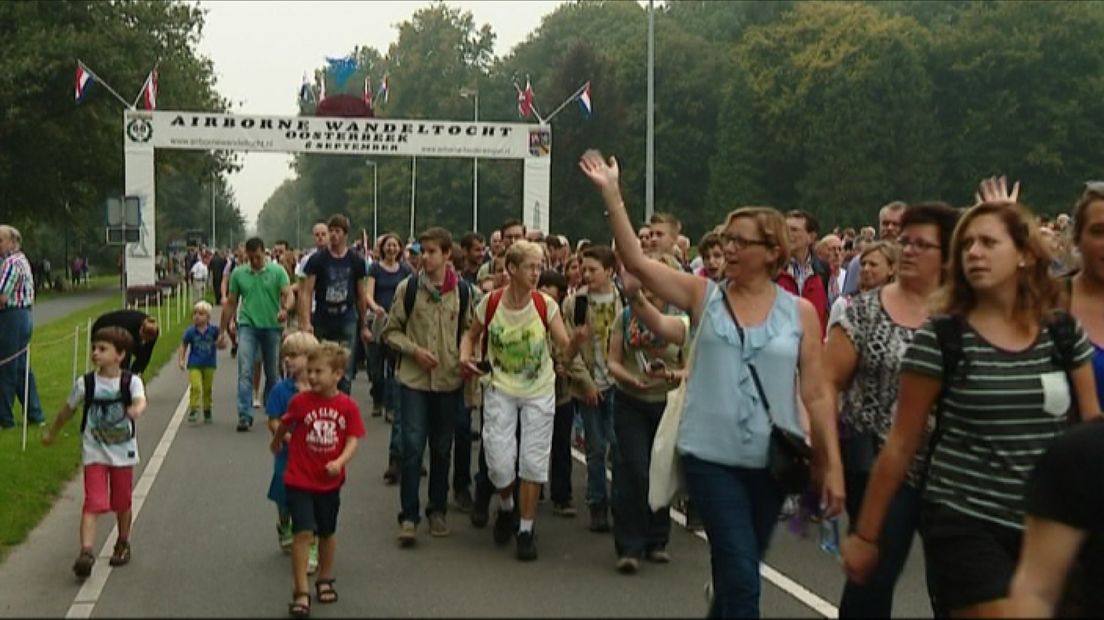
[
  {"xmin": 974, "ymin": 175, "xmax": 1020, "ymax": 206},
  {"xmin": 578, "ymin": 150, "xmax": 621, "ymax": 199}
]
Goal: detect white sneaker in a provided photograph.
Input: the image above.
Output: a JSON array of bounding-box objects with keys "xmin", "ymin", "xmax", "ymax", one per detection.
[{"xmin": 252, "ymin": 396, "xmax": 262, "ymax": 409}]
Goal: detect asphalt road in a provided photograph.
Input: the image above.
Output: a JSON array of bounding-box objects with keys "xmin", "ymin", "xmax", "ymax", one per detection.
[
  {"xmin": 33, "ymin": 285, "xmax": 120, "ymax": 326},
  {"xmin": 0, "ymin": 314, "xmax": 935, "ymax": 618}
]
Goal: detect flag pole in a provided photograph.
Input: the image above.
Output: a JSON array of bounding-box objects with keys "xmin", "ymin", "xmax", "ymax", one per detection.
[
  {"xmin": 131, "ymin": 59, "xmax": 160, "ymax": 109},
  {"xmin": 77, "ymin": 60, "xmax": 135, "ymax": 109},
  {"xmin": 542, "ymin": 82, "xmax": 590, "ymax": 124}
]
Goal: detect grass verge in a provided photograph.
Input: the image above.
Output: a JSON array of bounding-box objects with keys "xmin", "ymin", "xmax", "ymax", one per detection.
[
  {"xmin": 34, "ymin": 275, "xmax": 118, "ymax": 301},
  {"xmin": 0, "ymin": 290, "xmax": 195, "ymax": 560}
]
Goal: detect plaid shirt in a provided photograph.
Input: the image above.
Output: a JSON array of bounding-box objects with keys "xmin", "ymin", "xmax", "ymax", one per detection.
[{"xmin": 0, "ymin": 251, "xmax": 35, "ymax": 308}]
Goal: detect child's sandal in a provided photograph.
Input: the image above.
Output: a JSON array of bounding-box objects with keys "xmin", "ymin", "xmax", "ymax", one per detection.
[
  {"xmin": 288, "ymin": 591, "xmax": 310, "ymax": 618},
  {"xmin": 315, "ymin": 578, "xmax": 338, "ymax": 604},
  {"xmin": 108, "ymin": 540, "xmax": 131, "ymax": 567}
]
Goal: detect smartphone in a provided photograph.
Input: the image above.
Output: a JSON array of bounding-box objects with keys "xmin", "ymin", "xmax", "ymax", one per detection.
[
  {"xmin": 648, "ymin": 359, "xmax": 667, "ymax": 373},
  {"xmin": 475, "ymin": 360, "xmax": 493, "ymax": 374}
]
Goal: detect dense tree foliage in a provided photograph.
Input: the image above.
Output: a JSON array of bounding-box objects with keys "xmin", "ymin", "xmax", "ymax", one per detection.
[{"xmin": 0, "ymin": 0, "xmax": 244, "ymax": 267}]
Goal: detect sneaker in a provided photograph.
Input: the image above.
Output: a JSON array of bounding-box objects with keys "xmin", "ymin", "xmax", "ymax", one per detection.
[
  {"xmin": 384, "ymin": 409, "xmax": 394, "ymax": 424},
  {"xmin": 453, "ymin": 489, "xmax": 474, "ymax": 514},
  {"xmin": 235, "ymin": 418, "xmax": 250, "ymax": 432},
  {"xmin": 552, "ymin": 500, "xmax": 577, "ymax": 518},
  {"xmin": 516, "ymin": 530, "xmax": 537, "ymax": 561},
  {"xmin": 371, "ymin": 404, "xmax": 382, "ymax": 418},
  {"xmin": 471, "ymin": 488, "xmax": 491, "ymax": 529},
  {"xmin": 589, "ymin": 504, "xmax": 611, "ymax": 533},
  {"xmin": 203, "ymin": 410, "xmax": 212, "ymax": 424},
  {"xmin": 108, "ymin": 540, "xmax": 131, "ymax": 567},
  {"xmin": 187, "ymin": 409, "xmax": 198, "ymax": 423},
  {"xmin": 252, "ymin": 396, "xmax": 262, "ymax": 409},
  {"xmin": 307, "ymin": 541, "xmax": 319, "ymax": 574},
  {"xmin": 398, "ymin": 520, "xmax": 417, "ymax": 547},
  {"xmin": 646, "ymin": 547, "xmax": 671, "ymax": 564},
  {"xmin": 230, "ymin": 343, "xmax": 238, "ymax": 358},
  {"xmin": 429, "ymin": 513, "xmax": 450, "ymax": 537},
  {"xmin": 493, "ymin": 509, "xmax": 516, "ymax": 546},
  {"xmin": 617, "ymin": 556, "xmax": 640, "ymax": 574},
  {"xmin": 383, "ymin": 457, "xmax": 400, "ymax": 485},
  {"xmin": 779, "ymin": 495, "xmax": 800, "ymax": 521},
  {"xmin": 277, "ymin": 522, "xmax": 294, "ymax": 551},
  {"xmin": 72, "ymin": 549, "xmax": 95, "ymax": 579}
]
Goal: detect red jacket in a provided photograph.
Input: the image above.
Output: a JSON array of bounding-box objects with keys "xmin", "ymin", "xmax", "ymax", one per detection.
[{"xmin": 775, "ymin": 270, "xmax": 828, "ymax": 337}]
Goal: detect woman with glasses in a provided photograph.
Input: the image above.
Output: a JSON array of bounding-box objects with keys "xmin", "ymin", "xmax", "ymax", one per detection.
[
  {"xmin": 842, "ymin": 182, "xmax": 1101, "ymax": 617},
  {"xmin": 580, "ymin": 151, "xmax": 844, "ymax": 617},
  {"xmin": 824, "ymin": 203, "xmax": 959, "ymax": 617}
]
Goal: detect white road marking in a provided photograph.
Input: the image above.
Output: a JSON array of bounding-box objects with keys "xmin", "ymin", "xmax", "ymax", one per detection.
[
  {"xmin": 569, "ymin": 446, "xmax": 840, "ymax": 619},
  {"xmin": 65, "ymin": 388, "xmax": 191, "ymax": 619}
]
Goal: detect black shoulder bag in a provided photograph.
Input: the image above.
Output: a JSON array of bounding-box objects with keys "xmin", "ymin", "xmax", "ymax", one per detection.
[{"xmin": 721, "ymin": 290, "xmax": 812, "ymax": 494}]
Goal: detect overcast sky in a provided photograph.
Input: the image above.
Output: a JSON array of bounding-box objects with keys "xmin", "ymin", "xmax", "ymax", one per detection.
[{"xmin": 196, "ymin": 0, "xmax": 564, "ymax": 229}]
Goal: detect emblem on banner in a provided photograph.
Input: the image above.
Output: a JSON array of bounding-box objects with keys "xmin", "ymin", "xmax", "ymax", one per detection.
[
  {"xmin": 528, "ymin": 128, "xmax": 550, "ymax": 157},
  {"xmin": 126, "ymin": 118, "xmax": 153, "ymax": 143}
]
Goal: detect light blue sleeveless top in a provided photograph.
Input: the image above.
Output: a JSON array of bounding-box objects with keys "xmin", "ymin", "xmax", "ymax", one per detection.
[{"xmin": 677, "ymin": 280, "xmax": 805, "ymax": 468}]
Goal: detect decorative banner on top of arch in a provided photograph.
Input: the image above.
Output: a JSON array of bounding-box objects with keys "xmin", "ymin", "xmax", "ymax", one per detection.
[{"xmin": 123, "ymin": 110, "xmax": 547, "ymax": 160}]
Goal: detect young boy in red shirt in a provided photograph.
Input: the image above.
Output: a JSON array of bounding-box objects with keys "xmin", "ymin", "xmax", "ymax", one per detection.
[{"xmin": 269, "ymin": 341, "xmax": 364, "ymax": 618}]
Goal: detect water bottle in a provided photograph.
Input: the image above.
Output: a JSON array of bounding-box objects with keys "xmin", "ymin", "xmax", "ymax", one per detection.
[{"xmin": 819, "ymin": 517, "xmax": 840, "ymax": 557}]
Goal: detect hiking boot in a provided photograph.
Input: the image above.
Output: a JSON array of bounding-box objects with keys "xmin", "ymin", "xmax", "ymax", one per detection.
[
  {"xmin": 646, "ymin": 547, "xmax": 671, "ymax": 564},
  {"xmin": 307, "ymin": 541, "xmax": 319, "ymax": 574},
  {"xmin": 398, "ymin": 520, "xmax": 417, "ymax": 547},
  {"xmin": 493, "ymin": 509, "xmax": 517, "ymax": 546},
  {"xmin": 187, "ymin": 409, "xmax": 198, "ymax": 423},
  {"xmin": 108, "ymin": 540, "xmax": 131, "ymax": 567},
  {"xmin": 552, "ymin": 500, "xmax": 577, "ymax": 518},
  {"xmin": 516, "ymin": 530, "xmax": 537, "ymax": 561},
  {"xmin": 72, "ymin": 549, "xmax": 95, "ymax": 579},
  {"xmin": 453, "ymin": 488, "xmax": 474, "ymax": 514},
  {"xmin": 429, "ymin": 513, "xmax": 450, "ymax": 537},
  {"xmin": 383, "ymin": 457, "xmax": 400, "ymax": 485},
  {"xmin": 617, "ymin": 556, "xmax": 640, "ymax": 574},
  {"xmin": 589, "ymin": 504, "xmax": 610, "ymax": 533},
  {"xmin": 236, "ymin": 417, "xmax": 251, "ymax": 432},
  {"xmin": 277, "ymin": 522, "xmax": 294, "ymax": 552},
  {"xmin": 203, "ymin": 410, "xmax": 212, "ymax": 424},
  {"xmin": 471, "ymin": 487, "xmax": 491, "ymax": 529}
]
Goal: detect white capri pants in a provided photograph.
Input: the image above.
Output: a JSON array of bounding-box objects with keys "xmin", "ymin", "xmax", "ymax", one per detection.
[{"xmin": 482, "ymin": 386, "xmax": 556, "ymax": 488}]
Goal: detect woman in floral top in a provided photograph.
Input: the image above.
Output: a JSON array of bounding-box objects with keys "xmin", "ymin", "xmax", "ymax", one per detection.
[{"xmin": 823, "ymin": 203, "xmax": 960, "ymax": 617}]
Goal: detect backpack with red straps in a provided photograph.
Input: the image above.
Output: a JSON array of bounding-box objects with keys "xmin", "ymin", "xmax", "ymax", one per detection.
[{"xmin": 481, "ymin": 288, "xmax": 549, "ymax": 360}]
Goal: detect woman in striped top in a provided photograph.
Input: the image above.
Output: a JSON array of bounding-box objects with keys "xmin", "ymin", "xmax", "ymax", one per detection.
[{"xmin": 842, "ymin": 197, "xmax": 1102, "ymax": 617}]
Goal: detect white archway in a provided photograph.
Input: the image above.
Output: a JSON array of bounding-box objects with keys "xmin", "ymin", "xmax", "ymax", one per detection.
[{"xmin": 123, "ymin": 109, "xmax": 551, "ymax": 287}]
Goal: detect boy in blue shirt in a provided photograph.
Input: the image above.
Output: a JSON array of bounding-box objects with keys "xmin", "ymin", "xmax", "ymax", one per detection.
[
  {"xmin": 177, "ymin": 301, "xmax": 224, "ymax": 424},
  {"xmin": 267, "ymin": 331, "xmax": 320, "ymax": 573}
]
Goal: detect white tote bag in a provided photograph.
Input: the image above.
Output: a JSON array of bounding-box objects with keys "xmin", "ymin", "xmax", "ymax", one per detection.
[{"xmin": 648, "ymin": 284, "xmax": 713, "ymax": 512}]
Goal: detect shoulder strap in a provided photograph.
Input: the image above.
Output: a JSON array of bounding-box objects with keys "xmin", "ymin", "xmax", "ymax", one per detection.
[
  {"xmin": 920, "ymin": 314, "xmax": 964, "ymax": 490},
  {"xmin": 531, "ymin": 291, "xmax": 549, "ymax": 331},
  {"xmin": 622, "ymin": 305, "xmax": 633, "ymax": 346},
  {"xmin": 80, "ymin": 372, "xmax": 95, "ymax": 432},
  {"xmin": 1048, "ymin": 310, "xmax": 1079, "ymax": 371},
  {"xmin": 402, "ymin": 274, "xmax": 419, "ymax": 320},
  {"xmin": 718, "ymin": 288, "xmax": 771, "ymax": 415},
  {"xmin": 456, "ymin": 282, "xmax": 471, "ymax": 347},
  {"xmin": 481, "ymin": 288, "xmax": 505, "ymax": 360}
]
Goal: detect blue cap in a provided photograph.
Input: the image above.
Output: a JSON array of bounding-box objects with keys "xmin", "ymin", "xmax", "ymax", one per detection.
[{"xmin": 409, "ymin": 242, "xmax": 422, "ymax": 255}]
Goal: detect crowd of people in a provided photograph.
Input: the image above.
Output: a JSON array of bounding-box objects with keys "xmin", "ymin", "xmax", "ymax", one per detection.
[{"xmin": 33, "ymin": 153, "xmax": 1104, "ymax": 618}]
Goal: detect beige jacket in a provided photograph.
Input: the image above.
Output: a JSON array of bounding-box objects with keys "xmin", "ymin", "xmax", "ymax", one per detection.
[{"xmin": 382, "ymin": 277, "xmax": 476, "ymax": 393}]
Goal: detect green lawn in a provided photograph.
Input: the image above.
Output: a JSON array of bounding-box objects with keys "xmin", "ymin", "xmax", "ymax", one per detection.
[
  {"xmin": 34, "ymin": 274, "xmax": 119, "ymax": 301},
  {"xmin": 0, "ymin": 290, "xmax": 194, "ymax": 559}
]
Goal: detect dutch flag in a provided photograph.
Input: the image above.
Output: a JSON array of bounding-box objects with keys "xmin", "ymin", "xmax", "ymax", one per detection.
[
  {"xmin": 578, "ymin": 81, "xmax": 592, "ymax": 119},
  {"xmin": 75, "ymin": 63, "xmax": 94, "ymax": 103}
]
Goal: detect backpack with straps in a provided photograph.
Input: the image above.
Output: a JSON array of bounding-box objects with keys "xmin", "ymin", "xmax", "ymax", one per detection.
[
  {"xmin": 79, "ymin": 371, "xmax": 135, "ymax": 442},
  {"xmin": 481, "ymin": 288, "xmax": 549, "ymax": 360},
  {"xmin": 401, "ymin": 274, "xmax": 472, "ymax": 347},
  {"xmin": 920, "ymin": 310, "xmax": 1082, "ymax": 488}
]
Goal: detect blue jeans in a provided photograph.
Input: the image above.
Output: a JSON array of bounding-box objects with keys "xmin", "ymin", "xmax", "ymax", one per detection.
[
  {"xmin": 368, "ymin": 341, "xmax": 400, "ymax": 412},
  {"xmin": 236, "ymin": 326, "xmax": 281, "ymax": 423},
  {"xmin": 577, "ymin": 387, "xmax": 616, "ymax": 506},
  {"xmin": 313, "ymin": 320, "xmax": 358, "ymax": 394},
  {"xmin": 682, "ymin": 454, "xmax": 785, "ymax": 619},
  {"xmin": 549, "ymin": 401, "xmax": 576, "ymax": 504},
  {"xmin": 611, "ymin": 390, "xmax": 670, "ymax": 558},
  {"xmin": 398, "ymin": 386, "xmax": 459, "ymax": 524},
  {"xmin": 840, "ymin": 470, "xmax": 924, "ymax": 618},
  {"xmin": 0, "ymin": 308, "xmax": 43, "ymax": 427},
  {"xmin": 454, "ymin": 401, "xmax": 473, "ymax": 493}
]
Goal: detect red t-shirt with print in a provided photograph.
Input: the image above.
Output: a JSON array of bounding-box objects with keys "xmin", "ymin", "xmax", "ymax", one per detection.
[{"xmin": 281, "ymin": 391, "xmax": 365, "ymax": 492}]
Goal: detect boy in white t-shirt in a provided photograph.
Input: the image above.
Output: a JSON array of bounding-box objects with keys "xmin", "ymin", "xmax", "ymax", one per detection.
[{"xmin": 42, "ymin": 326, "xmax": 148, "ymax": 579}]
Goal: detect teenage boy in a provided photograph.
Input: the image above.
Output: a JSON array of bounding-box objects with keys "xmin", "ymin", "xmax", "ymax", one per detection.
[
  {"xmin": 562, "ymin": 245, "xmax": 622, "ymax": 531},
  {"xmin": 42, "ymin": 327, "xmax": 148, "ymax": 578},
  {"xmin": 270, "ymin": 342, "xmax": 364, "ymax": 618},
  {"xmin": 460, "ymin": 240, "xmax": 586, "ymax": 561},
  {"xmin": 383, "ymin": 227, "xmax": 476, "ymax": 545}
]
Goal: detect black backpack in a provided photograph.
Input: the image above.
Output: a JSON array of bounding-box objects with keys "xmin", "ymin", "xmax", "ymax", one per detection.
[
  {"xmin": 920, "ymin": 311, "xmax": 1082, "ymax": 488},
  {"xmin": 79, "ymin": 370, "xmax": 135, "ymax": 438},
  {"xmin": 401, "ymin": 275, "xmax": 472, "ymax": 347}
]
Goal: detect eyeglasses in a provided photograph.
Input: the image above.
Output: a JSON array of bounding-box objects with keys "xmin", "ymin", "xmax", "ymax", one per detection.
[
  {"xmin": 897, "ymin": 237, "xmax": 941, "ymax": 252},
  {"xmin": 722, "ymin": 234, "xmax": 771, "ymax": 250}
]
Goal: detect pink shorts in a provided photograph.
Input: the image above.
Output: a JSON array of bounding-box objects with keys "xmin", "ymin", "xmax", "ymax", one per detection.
[{"xmin": 82, "ymin": 464, "xmax": 133, "ymax": 514}]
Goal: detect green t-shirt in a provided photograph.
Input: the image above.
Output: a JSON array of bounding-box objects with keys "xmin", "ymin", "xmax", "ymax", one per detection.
[
  {"xmin": 612, "ymin": 308, "xmax": 689, "ymax": 403},
  {"xmin": 229, "ymin": 261, "xmax": 290, "ymax": 329}
]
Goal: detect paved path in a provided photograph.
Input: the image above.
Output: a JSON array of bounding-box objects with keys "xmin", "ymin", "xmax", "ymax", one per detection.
[
  {"xmin": 0, "ymin": 312, "xmax": 934, "ymax": 618},
  {"xmin": 33, "ymin": 286, "xmax": 120, "ymax": 326}
]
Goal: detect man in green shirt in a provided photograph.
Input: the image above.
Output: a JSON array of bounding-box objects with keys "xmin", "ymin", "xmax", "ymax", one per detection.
[{"xmin": 219, "ymin": 237, "xmax": 295, "ymax": 431}]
